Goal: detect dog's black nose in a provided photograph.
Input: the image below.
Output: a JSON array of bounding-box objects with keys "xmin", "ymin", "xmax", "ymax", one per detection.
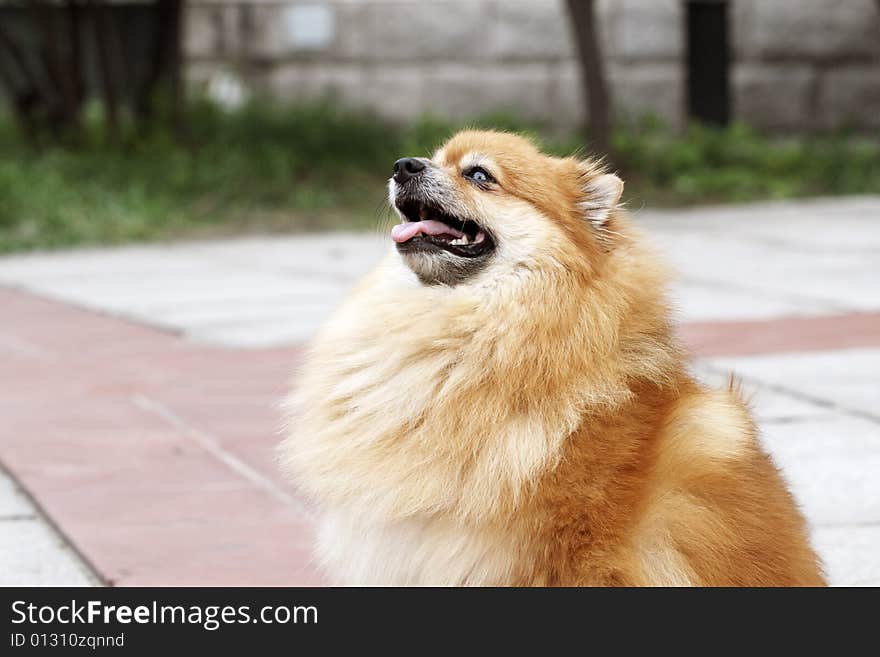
[{"xmin": 393, "ymin": 157, "xmax": 426, "ymax": 183}]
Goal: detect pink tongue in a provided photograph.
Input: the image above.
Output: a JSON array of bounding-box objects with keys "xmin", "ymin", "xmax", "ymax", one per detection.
[{"xmin": 391, "ymin": 220, "xmax": 464, "ymax": 244}]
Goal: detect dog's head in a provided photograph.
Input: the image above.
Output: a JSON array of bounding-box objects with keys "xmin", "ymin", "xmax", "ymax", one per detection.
[{"xmin": 388, "ymin": 130, "xmax": 624, "ymax": 286}]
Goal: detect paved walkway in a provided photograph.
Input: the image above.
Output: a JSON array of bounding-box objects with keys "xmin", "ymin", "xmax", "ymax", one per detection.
[
  {"xmin": 0, "ymin": 466, "xmax": 96, "ymax": 585},
  {"xmin": 1, "ymin": 197, "xmax": 876, "ymax": 348},
  {"xmin": 1, "ymin": 196, "xmax": 878, "ymax": 585}
]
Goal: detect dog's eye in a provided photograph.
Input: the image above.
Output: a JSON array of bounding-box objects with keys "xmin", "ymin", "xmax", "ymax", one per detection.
[{"xmin": 464, "ymin": 167, "xmax": 494, "ymax": 185}]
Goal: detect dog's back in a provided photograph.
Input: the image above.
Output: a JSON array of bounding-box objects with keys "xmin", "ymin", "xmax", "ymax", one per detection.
[{"xmin": 529, "ymin": 381, "xmax": 824, "ymax": 586}]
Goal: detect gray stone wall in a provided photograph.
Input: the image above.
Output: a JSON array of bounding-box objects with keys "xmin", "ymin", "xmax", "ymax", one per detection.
[
  {"xmin": 732, "ymin": 0, "xmax": 880, "ymax": 131},
  {"xmin": 184, "ymin": 0, "xmax": 880, "ymax": 132}
]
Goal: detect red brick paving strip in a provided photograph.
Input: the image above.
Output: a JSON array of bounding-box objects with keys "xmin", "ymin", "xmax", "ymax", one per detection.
[
  {"xmin": 0, "ymin": 287, "xmax": 319, "ymax": 586},
  {"xmin": 1, "ymin": 286, "xmax": 878, "ymax": 586},
  {"xmin": 681, "ymin": 312, "xmax": 880, "ymax": 358}
]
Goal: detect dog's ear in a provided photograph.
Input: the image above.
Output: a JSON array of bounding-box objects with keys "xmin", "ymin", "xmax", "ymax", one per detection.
[{"xmin": 580, "ymin": 173, "xmax": 623, "ymax": 228}]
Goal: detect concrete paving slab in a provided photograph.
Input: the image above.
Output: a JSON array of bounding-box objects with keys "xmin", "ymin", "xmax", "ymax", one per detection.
[
  {"xmin": 706, "ymin": 348, "xmax": 880, "ymax": 420},
  {"xmin": 638, "ymin": 196, "xmax": 880, "ymax": 316},
  {"xmin": 813, "ymin": 525, "xmax": 880, "ymax": 587},
  {"xmin": 758, "ymin": 415, "xmax": 880, "ymax": 528},
  {"xmin": 0, "ymin": 234, "xmax": 387, "ymax": 347},
  {"xmin": 691, "ymin": 364, "xmax": 836, "ymax": 423},
  {"xmin": 637, "ymin": 196, "xmax": 880, "ymax": 252},
  {"xmin": 0, "ymin": 518, "xmax": 96, "ymax": 586},
  {"xmin": 671, "ymin": 279, "xmax": 834, "ymax": 322},
  {"xmin": 0, "ymin": 470, "xmax": 34, "ymax": 517}
]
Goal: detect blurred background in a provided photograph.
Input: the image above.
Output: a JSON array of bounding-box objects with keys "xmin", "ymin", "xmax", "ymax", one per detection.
[
  {"xmin": 0, "ymin": 0, "xmax": 879, "ymax": 250},
  {"xmin": 0, "ymin": 1, "xmax": 878, "ymax": 587}
]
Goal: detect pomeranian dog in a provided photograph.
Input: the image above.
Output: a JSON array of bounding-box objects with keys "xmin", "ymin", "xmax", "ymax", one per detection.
[{"xmin": 280, "ymin": 130, "xmax": 825, "ymax": 586}]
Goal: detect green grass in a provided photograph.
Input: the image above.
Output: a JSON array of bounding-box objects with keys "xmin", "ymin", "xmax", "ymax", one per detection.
[
  {"xmin": 613, "ymin": 118, "xmax": 880, "ymax": 205},
  {"xmin": 1, "ymin": 102, "xmax": 879, "ymax": 253}
]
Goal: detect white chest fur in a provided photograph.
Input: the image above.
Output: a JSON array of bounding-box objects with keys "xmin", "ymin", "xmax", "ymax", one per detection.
[{"xmin": 315, "ymin": 508, "xmax": 523, "ymax": 586}]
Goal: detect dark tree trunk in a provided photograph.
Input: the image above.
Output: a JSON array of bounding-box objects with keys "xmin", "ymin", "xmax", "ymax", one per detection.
[
  {"xmin": 162, "ymin": 0, "xmax": 185, "ymax": 137},
  {"xmin": 30, "ymin": 0, "xmax": 79, "ymax": 127},
  {"xmin": 0, "ymin": 20, "xmax": 52, "ymax": 142},
  {"xmin": 565, "ymin": 0, "xmax": 611, "ymax": 157},
  {"xmin": 65, "ymin": 0, "xmax": 86, "ymax": 109},
  {"xmin": 0, "ymin": 25, "xmax": 40, "ymax": 143},
  {"xmin": 89, "ymin": 0, "xmax": 124, "ymax": 142},
  {"xmin": 135, "ymin": 0, "xmax": 185, "ymax": 137},
  {"xmin": 0, "ymin": 0, "xmax": 188, "ymax": 144}
]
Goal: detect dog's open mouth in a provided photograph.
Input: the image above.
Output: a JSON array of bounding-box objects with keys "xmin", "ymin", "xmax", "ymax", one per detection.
[{"xmin": 392, "ymin": 199, "xmax": 494, "ymax": 258}]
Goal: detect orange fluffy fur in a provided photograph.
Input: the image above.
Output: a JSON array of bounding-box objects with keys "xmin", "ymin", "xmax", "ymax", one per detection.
[{"xmin": 280, "ymin": 130, "xmax": 825, "ymax": 586}]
